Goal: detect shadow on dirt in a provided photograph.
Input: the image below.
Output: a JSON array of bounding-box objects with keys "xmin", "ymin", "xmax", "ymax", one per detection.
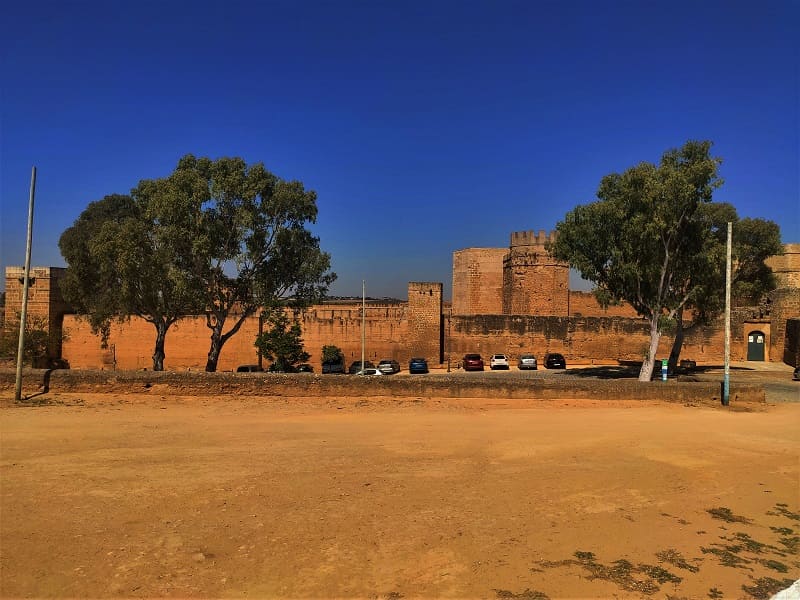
[{"xmin": 573, "ymin": 363, "xmax": 755, "ymax": 380}]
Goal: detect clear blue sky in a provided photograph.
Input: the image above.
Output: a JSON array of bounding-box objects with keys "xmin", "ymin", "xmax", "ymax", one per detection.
[{"xmin": 2, "ymin": 0, "xmax": 798, "ymax": 300}]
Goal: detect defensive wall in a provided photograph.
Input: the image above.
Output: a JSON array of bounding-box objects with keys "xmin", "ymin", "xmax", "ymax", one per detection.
[{"xmin": 4, "ymin": 230, "xmax": 799, "ymax": 371}]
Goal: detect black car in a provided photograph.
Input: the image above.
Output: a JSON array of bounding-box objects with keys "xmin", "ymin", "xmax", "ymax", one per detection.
[
  {"xmin": 377, "ymin": 359, "xmax": 401, "ymax": 374},
  {"xmin": 296, "ymin": 363, "xmax": 314, "ymax": 373},
  {"xmin": 544, "ymin": 352, "xmax": 566, "ymax": 369},
  {"xmin": 322, "ymin": 360, "xmax": 345, "ymax": 374},
  {"xmin": 348, "ymin": 360, "xmax": 375, "ymax": 374},
  {"xmin": 409, "ymin": 357, "xmax": 428, "ymax": 374},
  {"xmin": 236, "ymin": 364, "xmax": 263, "ymax": 373}
]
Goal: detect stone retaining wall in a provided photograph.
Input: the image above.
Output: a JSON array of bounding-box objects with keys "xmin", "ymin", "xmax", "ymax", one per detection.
[{"xmin": 1, "ymin": 369, "xmax": 765, "ymax": 404}]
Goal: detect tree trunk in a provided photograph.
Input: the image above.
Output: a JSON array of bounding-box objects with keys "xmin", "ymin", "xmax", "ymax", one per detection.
[
  {"xmin": 668, "ymin": 309, "xmax": 685, "ymax": 374},
  {"xmin": 205, "ymin": 321, "xmax": 225, "ymax": 372},
  {"xmin": 638, "ymin": 315, "xmax": 661, "ymax": 382},
  {"xmin": 151, "ymin": 320, "xmax": 168, "ymax": 372}
]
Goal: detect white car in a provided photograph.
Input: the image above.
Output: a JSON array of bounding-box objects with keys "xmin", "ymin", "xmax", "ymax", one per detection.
[
  {"xmin": 356, "ymin": 368, "xmax": 384, "ymax": 376},
  {"xmin": 489, "ymin": 354, "xmax": 510, "ymax": 370}
]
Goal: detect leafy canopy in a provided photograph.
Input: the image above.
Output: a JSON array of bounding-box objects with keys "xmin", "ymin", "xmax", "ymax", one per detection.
[{"xmin": 549, "ymin": 140, "xmax": 723, "ymax": 380}]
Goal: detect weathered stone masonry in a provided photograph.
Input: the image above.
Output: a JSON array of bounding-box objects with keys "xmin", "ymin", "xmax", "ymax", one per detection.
[{"xmin": 5, "ymin": 233, "xmax": 800, "ymax": 370}]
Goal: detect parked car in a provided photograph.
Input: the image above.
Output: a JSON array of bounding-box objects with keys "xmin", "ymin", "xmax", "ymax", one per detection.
[
  {"xmin": 348, "ymin": 360, "xmax": 376, "ymax": 374},
  {"xmin": 322, "ymin": 360, "xmax": 345, "ymax": 374},
  {"xmin": 489, "ymin": 354, "xmax": 510, "ymax": 370},
  {"xmin": 517, "ymin": 353, "xmax": 538, "ymax": 370},
  {"xmin": 377, "ymin": 359, "xmax": 401, "ymax": 375},
  {"xmin": 544, "ymin": 352, "xmax": 566, "ymax": 369},
  {"xmin": 356, "ymin": 367, "xmax": 383, "ymax": 376},
  {"xmin": 463, "ymin": 353, "xmax": 484, "ymax": 371},
  {"xmin": 236, "ymin": 364, "xmax": 263, "ymax": 373},
  {"xmin": 296, "ymin": 363, "xmax": 314, "ymax": 373},
  {"xmin": 269, "ymin": 363, "xmax": 297, "ymax": 373},
  {"xmin": 409, "ymin": 357, "xmax": 429, "ymax": 374},
  {"xmin": 793, "ymin": 367, "xmax": 800, "ymax": 381}
]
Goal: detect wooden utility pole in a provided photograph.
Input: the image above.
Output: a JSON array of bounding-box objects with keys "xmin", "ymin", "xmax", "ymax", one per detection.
[
  {"xmin": 15, "ymin": 167, "xmax": 37, "ymax": 402},
  {"xmin": 361, "ymin": 280, "xmax": 366, "ymax": 373}
]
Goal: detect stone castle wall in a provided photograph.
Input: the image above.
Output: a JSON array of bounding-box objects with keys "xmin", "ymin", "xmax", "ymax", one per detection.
[
  {"xmin": 452, "ymin": 248, "xmax": 506, "ymax": 315},
  {"xmin": 502, "ymin": 230, "xmax": 569, "ymax": 316},
  {"xmin": 4, "ymin": 267, "xmax": 70, "ymax": 359},
  {"xmin": 766, "ymin": 244, "xmax": 800, "ymax": 289},
  {"xmin": 7, "ymin": 233, "xmax": 799, "ymax": 370}
]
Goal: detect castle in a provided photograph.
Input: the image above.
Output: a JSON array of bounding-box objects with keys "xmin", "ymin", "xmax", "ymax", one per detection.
[{"xmin": 4, "ymin": 231, "xmax": 800, "ymax": 371}]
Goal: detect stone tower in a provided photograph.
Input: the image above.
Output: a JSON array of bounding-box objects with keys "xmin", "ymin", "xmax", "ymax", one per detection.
[
  {"xmin": 502, "ymin": 230, "xmax": 569, "ymax": 316},
  {"xmin": 4, "ymin": 266, "xmax": 71, "ymax": 361},
  {"xmin": 451, "ymin": 248, "xmax": 507, "ymax": 315},
  {"xmin": 407, "ymin": 282, "xmax": 443, "ymax": 363}
]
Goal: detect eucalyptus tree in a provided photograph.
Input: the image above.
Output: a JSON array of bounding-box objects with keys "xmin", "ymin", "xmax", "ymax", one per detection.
[
  {"xmin": 142, "ymin": 155, "xmax": 336, "ymax": 372},
  {"xmin": 666, "ymin": 203, "xmax": 782, "ymax": 370},
  {"xmin": 548, "ymin": 140, "xmax": 723, "ymax": 381},
  {"xmin": 59, "ymin": 194, "xmax": 207, "ymax": 370}
]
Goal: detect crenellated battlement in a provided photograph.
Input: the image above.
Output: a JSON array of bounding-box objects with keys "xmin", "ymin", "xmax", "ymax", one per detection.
[{"xmin": 509, "ymin": 230, "xmax": 557, "ymax": 248}]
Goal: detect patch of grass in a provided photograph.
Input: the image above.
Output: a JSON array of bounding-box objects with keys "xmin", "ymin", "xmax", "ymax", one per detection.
[
  {"xmin": 758, "ymin": 559, "xmax": 788, "ymax": 573},
  {"xmin": 708, "ymin": 588, "xmax": 723, "ymax": 599},
  {"xmin": 494, "ymin": 589, "xmax": 549, "ymax": 599},
  {"xmin": 574, "ymin": 551, "xmax": 595, "ymax": 561},
  {"xmin": 637, "ymin": 564, "xmax": 682, "ymax": 584},
  {"xmin": 741, "ymin": 577, "xmax": 795, "ymax": 600},
  {"xmin": 770, "ymin": 527, "xmax": 793, "ymax": 535},
  {"xmin": 656, "ymin": 548, "xmax": 701, "ymax": 573},
  {"xmin": 707, "ymin": 507, "xmax": 751, "ymax": 524},
  {"xmin": 769, "ymin": 504, "xmax": 800, "ymax": 522},
  {"xmin": 700, "ymin": 546, "xmax": 751, "ymax": 569},
  {"xmin": 731, "ymin": 532, "xmax": 771, "ymax": 554},
  {"xmin": 777, "ymin": 536, "xmax": 799, "ymax": 553}
]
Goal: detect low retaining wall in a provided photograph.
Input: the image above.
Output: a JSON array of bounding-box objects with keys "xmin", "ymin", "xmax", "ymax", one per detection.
[{"xmin": 1, "ymin": 369, "xmax": 765, "ymax": 404}]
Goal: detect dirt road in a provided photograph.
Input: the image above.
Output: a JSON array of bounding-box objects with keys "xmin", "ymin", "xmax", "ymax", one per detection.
[{"xmin": 1, "ymin": 393, "xmax": 798, "ymax": 599}]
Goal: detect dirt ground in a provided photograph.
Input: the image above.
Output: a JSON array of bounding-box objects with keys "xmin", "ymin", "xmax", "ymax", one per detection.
[{"xmin": 1, "ymin": 392, "xmax": 798, "ymax": 599}]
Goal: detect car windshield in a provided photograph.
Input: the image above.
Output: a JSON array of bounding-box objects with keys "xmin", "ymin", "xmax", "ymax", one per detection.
[{"xmin": 465, "ymin": 354, "xmax": 480, "ymax": 359}]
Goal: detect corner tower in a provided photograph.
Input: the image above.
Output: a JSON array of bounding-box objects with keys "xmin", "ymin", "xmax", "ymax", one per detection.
[{"xmin": 502, "ymin": 230, "xmax": 569, "ymax": 316}]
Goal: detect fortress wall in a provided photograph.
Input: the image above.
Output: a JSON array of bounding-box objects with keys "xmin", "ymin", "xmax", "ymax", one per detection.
[
  {"xmin": 770, "ymin": 287, "xmax": 800, "ymax": 365},
  {"xmin": 502, "ymin": 230, "xmax": 569, "ymax": 316},
  {"xmin": 452, "ymin": 248, "xmax": 506, "ymax": 315},
  {"xmin": 4, "ymin": 267, "xmax": 70, "ymax": 359},
  {"xmin": 568, "ymin": 291, "xmax": 639, "ymax": 318},
  {"xmin": 766, "ymin": 244, "xmax": 800, "ymax": 289},
  {"xmin": 447, "ymin": 314, "xmax": 751, "ymax": 365}
]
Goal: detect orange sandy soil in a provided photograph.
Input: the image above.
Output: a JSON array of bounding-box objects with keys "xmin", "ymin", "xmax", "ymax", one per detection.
[{"xmin": 1, "ymin": 392, "xmax": 798, "ymax": 600}]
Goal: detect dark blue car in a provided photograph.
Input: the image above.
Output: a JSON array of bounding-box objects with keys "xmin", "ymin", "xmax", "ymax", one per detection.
[{"xmin": 409, "ymin": 357, "xmax": 428, "ymax": 374}]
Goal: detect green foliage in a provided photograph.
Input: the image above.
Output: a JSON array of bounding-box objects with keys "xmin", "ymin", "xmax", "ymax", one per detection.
[
  {"xmin": 135, "ymin": 155, "xmax": 336, "ymax": 372},
  {"xmin": 58, "ymin": 154, "xmax": 336, "ymax": 372},
  {"xmin": 254, "ymin": 311, "xmax": 310, "ymax": 372},
  {"xmin": 549, "ymin": 140, "xmax": 724, "ymax": 380},
  {"xmin": 59, "ymin": 193, "xmax": 207, "ymax": 370},
  {"xmin": 321, "ymin": 344, "xmax": 344, "ymax": 364},
  {"xmin": 0, "ymin": 314, "xmax": 53, "ymax": 365}
]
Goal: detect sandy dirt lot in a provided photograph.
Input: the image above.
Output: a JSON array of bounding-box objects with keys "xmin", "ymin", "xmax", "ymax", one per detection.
[{"xmin": 1, "ymin": 392, "xmax": 798, "ymax": 599}]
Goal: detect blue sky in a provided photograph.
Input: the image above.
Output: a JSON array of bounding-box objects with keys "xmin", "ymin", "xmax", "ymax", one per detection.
[{"xmin": 2, "ymin": 0, "xmax": 798, "ymax": 300}]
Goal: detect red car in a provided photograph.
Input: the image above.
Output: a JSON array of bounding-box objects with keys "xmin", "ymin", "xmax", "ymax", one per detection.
[{"xmin": 463, "ymin": 353, "xmax": 484, "ymax": 371}]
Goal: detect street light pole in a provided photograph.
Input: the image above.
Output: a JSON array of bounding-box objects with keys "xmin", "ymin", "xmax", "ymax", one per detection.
[{"xmin": 723, "ymin": 222, "xmax": 732, "ymax": 406}]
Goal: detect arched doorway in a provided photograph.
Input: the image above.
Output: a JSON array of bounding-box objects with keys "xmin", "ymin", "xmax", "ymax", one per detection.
[{"xmin": 747, "ymin": 330, "xmax": 766, "ymax": 361}]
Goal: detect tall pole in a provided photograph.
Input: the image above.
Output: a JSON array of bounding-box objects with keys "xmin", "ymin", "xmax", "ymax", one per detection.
[
  {"xmin": 723, "ymin": 221, "xmax": 732, "ymax": 406},
  {"xmin": 15, "ymin": 167, "xmax": 37, "ymax": 402},
  {"xmin": 361, "ymin": 280, "xmax": 366, "ymax": 372}
]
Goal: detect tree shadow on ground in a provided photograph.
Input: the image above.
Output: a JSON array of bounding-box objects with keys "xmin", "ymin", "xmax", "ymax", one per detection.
[{"xmin": 573, "ymin": 363, "xmax": 755, "ymax": 380}]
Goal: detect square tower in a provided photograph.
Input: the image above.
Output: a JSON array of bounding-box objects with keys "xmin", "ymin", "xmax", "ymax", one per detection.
[{"xmin": 502, "ymin": 230, "xmax": 569, "ymax": 316}]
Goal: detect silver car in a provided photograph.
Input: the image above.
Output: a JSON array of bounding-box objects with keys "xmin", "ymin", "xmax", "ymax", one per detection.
[{"xmin": 517, "ymin": 353, "xmax": 538, "ymax": 370}]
